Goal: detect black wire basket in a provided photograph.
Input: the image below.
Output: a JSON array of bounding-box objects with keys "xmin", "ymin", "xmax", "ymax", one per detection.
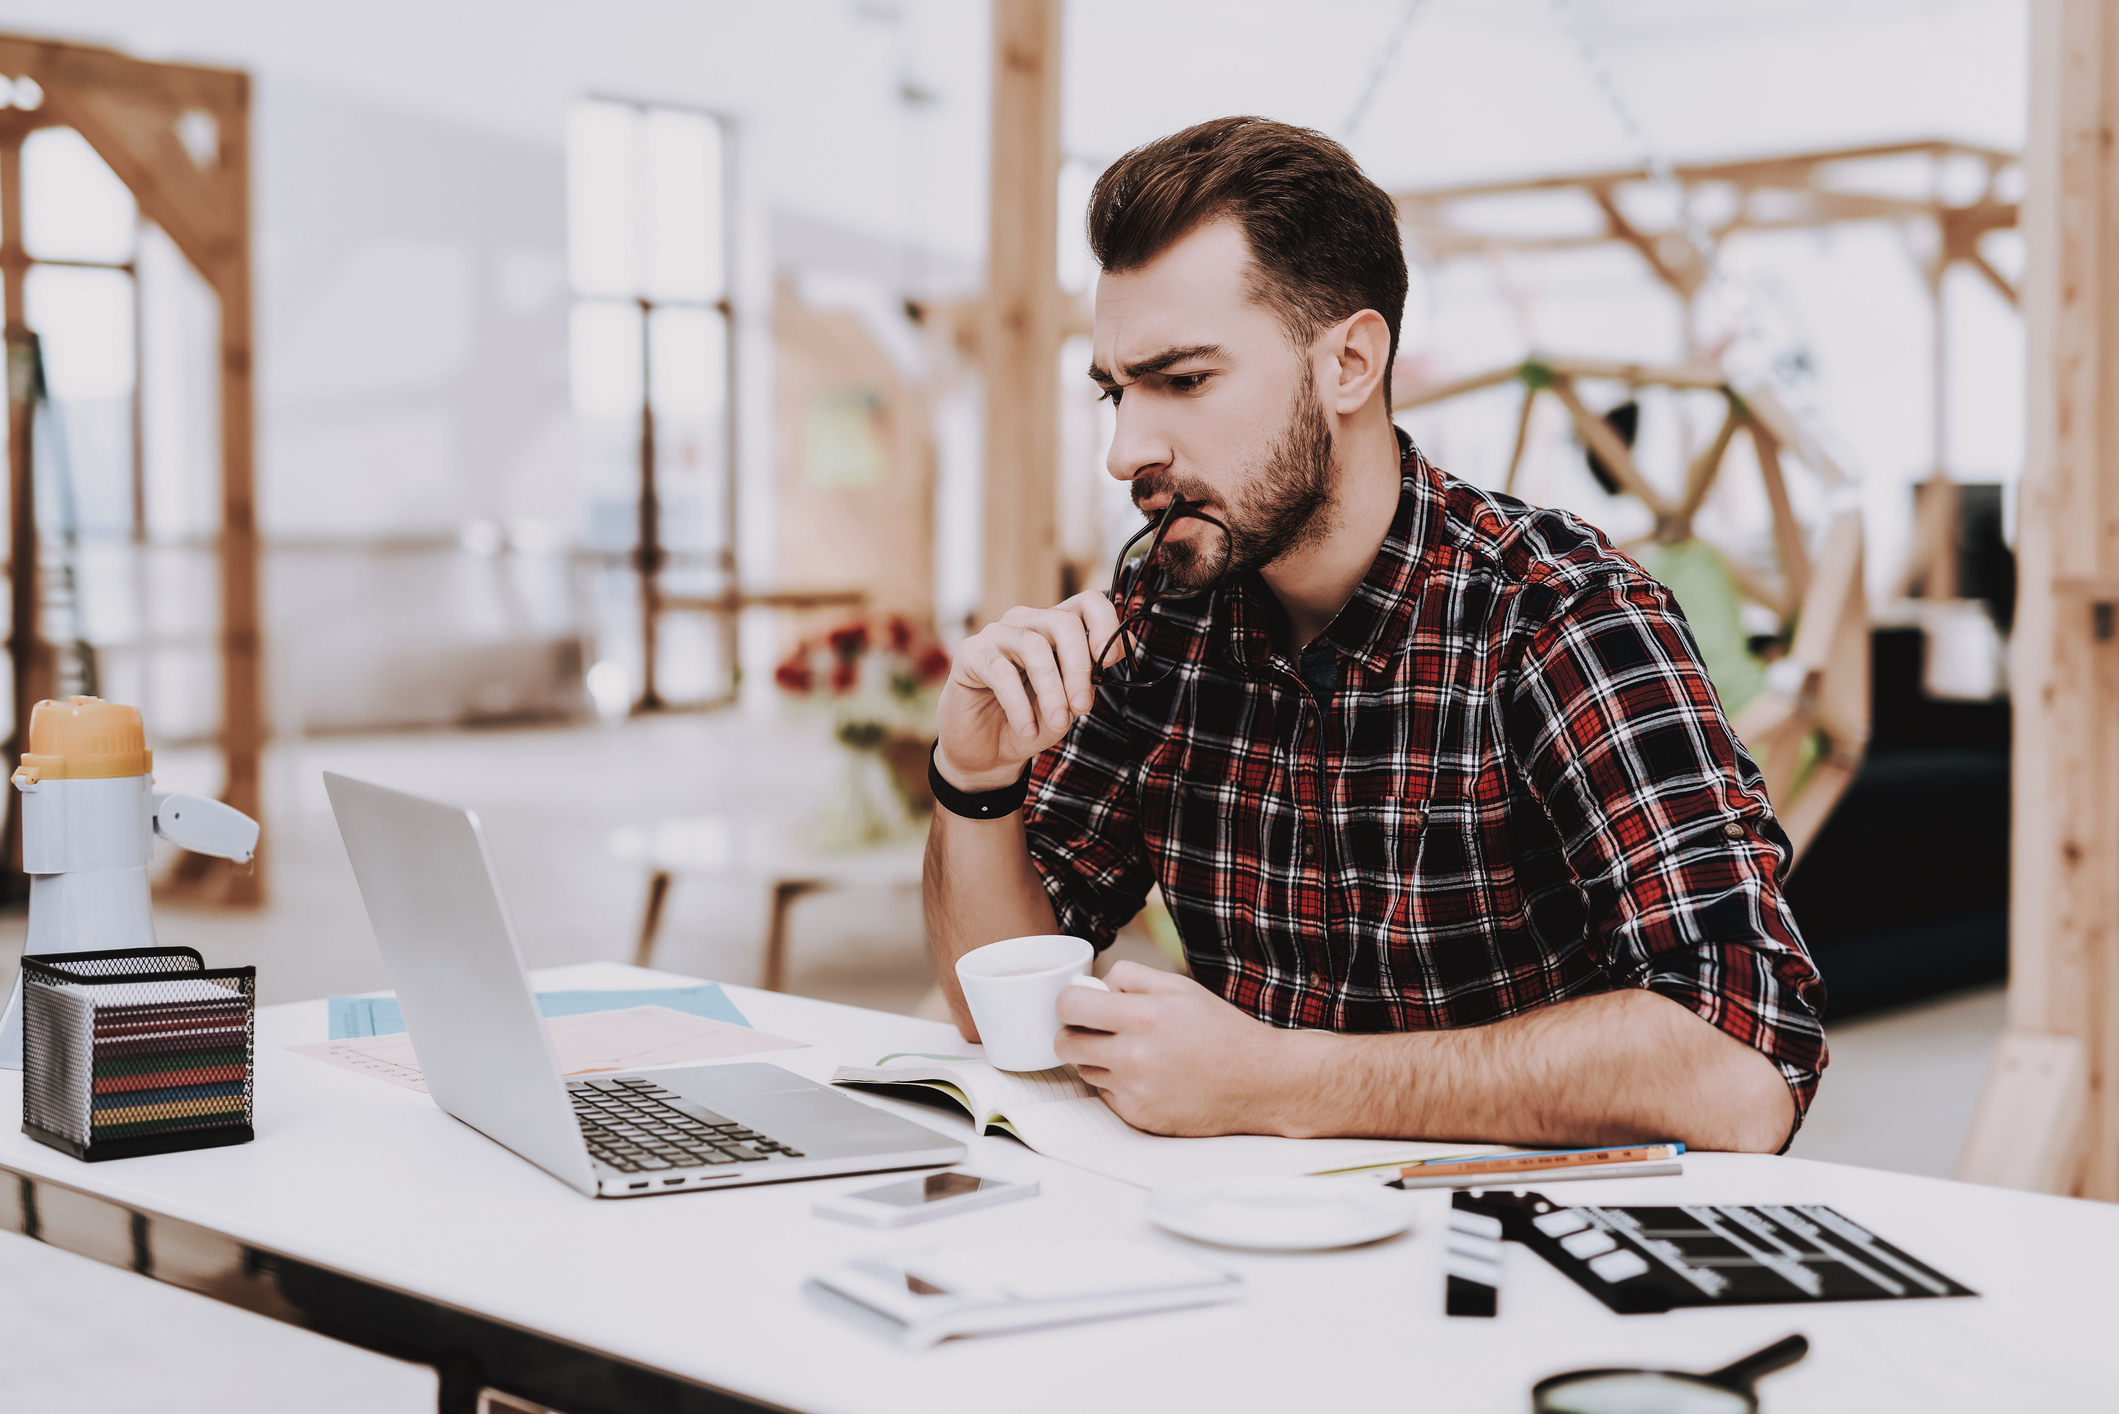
[{"xmin": 20, "ymin": 947, "xmax": 256, "ymax": 1162}]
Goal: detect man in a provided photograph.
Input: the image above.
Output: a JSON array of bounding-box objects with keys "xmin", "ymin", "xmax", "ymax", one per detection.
[{"xmin": 923, "ymin": 116, "xmax": 1825, "ymax": 1153}]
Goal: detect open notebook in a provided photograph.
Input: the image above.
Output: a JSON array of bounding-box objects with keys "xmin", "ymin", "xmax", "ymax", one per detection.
[{"xmin": 830, "ymin": 1052, "xmax": 1499, "ymax": 1190}]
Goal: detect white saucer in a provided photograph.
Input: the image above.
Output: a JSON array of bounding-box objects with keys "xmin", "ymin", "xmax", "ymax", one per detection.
[{"xmin": 1147, "ymin": 1176, "xmax": 1413, "ymax": 1251}]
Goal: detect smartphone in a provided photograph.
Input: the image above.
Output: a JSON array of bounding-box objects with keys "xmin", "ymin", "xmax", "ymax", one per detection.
[{"xmin": 811, "ymin": 1171, "xmax": 1038, "ymax": 1228}]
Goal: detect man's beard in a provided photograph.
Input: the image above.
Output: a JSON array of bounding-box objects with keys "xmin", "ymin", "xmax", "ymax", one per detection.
[{"xmin": 1134, "ymin": 380, "xmax": 1337, "ymax": 592}]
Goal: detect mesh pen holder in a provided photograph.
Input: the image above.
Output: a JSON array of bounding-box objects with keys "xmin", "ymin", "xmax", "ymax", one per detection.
[{"xmin": 21, "ymin": 947, "xmax": 256, "ymax": 1162}]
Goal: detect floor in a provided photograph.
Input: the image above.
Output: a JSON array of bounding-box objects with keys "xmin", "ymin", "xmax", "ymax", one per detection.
[
  {"xmin": 0, "ymin": 712, "xmax": 2010, "ymax": 1182},
  {"xmin": 1785, "ymin": 983, "xmax": 2007, "ymax": 1178}
]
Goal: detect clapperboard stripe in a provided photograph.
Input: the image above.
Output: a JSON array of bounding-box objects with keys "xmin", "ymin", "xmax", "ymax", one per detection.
[{"xmin": 1445, "ymin": 1195, "xmax": 1504, "ymax": 1317}]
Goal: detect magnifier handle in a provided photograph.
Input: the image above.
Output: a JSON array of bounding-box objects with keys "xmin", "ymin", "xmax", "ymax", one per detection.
[{"xmin": 1707, "ymin": 1333, "xmax": 1809, "ymax": 1390}]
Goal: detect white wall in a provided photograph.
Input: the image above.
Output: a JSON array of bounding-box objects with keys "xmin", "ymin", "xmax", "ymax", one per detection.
[{"xmin": 258, "ymin": 84, "xmax": 572, "ymax": 541}]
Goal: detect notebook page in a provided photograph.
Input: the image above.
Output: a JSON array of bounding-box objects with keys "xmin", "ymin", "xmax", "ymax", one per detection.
[
  {"xmin": 958, "ymin": 1061, "xmax": 1097, "ymax": 1119},
  {"xmin": 1003, "ymin": 1095, "xmax": 1500, "ymax": 1189},
  {"xmin": 852, "ymin": 1055, "xmax": 1095, "ymax": 1126}
]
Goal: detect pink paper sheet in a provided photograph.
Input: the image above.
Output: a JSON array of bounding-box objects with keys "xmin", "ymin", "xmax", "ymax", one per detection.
[{"xmin": 287, "ymin": 1005, "xmax": 808, "ymax": 1093}]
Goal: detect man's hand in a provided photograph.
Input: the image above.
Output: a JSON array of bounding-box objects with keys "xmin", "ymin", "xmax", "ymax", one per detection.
[
  {"xmin": 1053, "ymin": 962, "xmax": 1317, "ymax": 1136},
  {"xmin": 933, "ymin": 592, "xmax": 1122, "ymax": 792},
  {"xmin": 923, "ymin": 591, "xmax": 1122, "ymax": 1043}
]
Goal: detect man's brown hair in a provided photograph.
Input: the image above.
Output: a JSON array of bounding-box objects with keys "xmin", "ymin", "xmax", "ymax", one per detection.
[{"xmin": 1087, "ymin": 116, "xmax": 1409, "ymax": 403}]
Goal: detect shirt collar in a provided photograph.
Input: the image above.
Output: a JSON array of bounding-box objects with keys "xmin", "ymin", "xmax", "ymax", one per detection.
[{"xmin": 1222, "ymin": 427, "xmax": 1442, "ymax": 676}]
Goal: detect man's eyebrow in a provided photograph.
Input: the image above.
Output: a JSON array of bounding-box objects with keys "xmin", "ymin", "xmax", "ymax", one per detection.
[{"xmin": 1086, "ymin": 343, "xmax": 1226, "ymax": 385}]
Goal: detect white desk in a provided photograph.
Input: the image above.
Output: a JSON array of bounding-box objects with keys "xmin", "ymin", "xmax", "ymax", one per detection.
[{"xmin": 3, "ymin": 962, "xmax": 2114, "ymax": 1414}]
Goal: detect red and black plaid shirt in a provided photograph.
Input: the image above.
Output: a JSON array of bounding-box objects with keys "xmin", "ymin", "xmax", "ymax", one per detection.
[{"xmin": 1024, "ymin": 432, "xmax": 1828, "ymax": 1119}]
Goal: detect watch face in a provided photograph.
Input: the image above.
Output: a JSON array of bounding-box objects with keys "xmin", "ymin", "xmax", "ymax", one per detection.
[{"xmin": 864, "ymin": 1172, "xmax": 996, "ymax": 1207}]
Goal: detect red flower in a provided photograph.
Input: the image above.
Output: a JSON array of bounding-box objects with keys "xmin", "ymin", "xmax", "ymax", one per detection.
[
  {"xmin": 886, "ymin": 615, "xmax": 915, "ymax": 653},
  {"xmin": 827, "ymin": 622, "xmax": 869, "ymax": 660},
  {"xmin": 774, "ymin": 652, "xmax": 814, "ymax": 694},
  {"xmin": 915, "ymin": 644, "xmax": 952, "ymax": 685},
  {"xmin": 829, "ymin": 657, "xmax": 859, "ymax": 693}
]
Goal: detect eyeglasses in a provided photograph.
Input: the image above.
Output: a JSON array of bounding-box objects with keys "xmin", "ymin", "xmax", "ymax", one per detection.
[{"xmin": 1091, "ymin": 496, "xmax": 1230, "ymax": 692}]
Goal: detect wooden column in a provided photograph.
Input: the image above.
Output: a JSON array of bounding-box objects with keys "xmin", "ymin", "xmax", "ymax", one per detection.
[
  {"xmin": 1959, "ymin": 0, "xmax": 2119, "ymax": 1198},
  {"xmin": 0, "ymin": 36, "xmax": 266, "ymax": 903},
  {"xmin": 978, "ymin": 0, "xmax": 1064, "ymax": 624},
  {"xmin": 210, "ymin": 72, "xmax": 263, "ymax": 904},
  {"xmin": 1, "ymin": 125, "xmax": 44, "ymax": 892}
]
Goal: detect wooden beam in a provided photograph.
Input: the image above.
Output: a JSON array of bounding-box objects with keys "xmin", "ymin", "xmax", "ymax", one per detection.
[
  {"xmin": 1547, "ymin": 375, "xmax": 1671, "ymax": 519},
  {"xmin": 1544, "ymin": 357, "xmax": 1728, "ymax": 391},
  {"xmin": 1723, "ymin": 511, "xmax": 1866, "ymax": 862},
  {"xmin": 1671, "ymin": 397, "xmax": 1744, "ymax": 531},
  {"xmin": 977, "ymin": 0, "xmax": 1064, "ymax": 625},
  {"xmin": 0, "ymin": 36, "xmax": 264, "ymax": 903},
  {"xmin": 1798, "ymin": 513, "xmax": 1870, "ymax": 760},
  {"xmin": 209, "ymin": 71, "xmax": 262, "ymax": 905},
  {"xmin": 1965, "ymin": 0, "xmax": 2119, "ymax": 1200},
  {"xmin": 1391, "ymin": 362, "xmax": 1523, "ymax": 411},
  {"xmin": 1393, "ymin": 356, "xmax": 1728, "ymax": 412},
  {"xmin": 1393, "ymin": 139, "xmax": 2017, "ymax": 207},
  {"xmin": 1965, "ymin": 248, "xmax": 2023, "ymax": 308},
  {"xmin": 1586, "ymin": 182, "xmax": 1703, "ymax": 300},
  {"xmin": 0, "ymin": 39, "xmax": 246, "ymax": 281},
  {"xmin": 1393, "ymin": 140, "xmax": 2022, "ymax": 304},
  {"xmin": 1, "ymin": 130, "xmax": 37, "ymax": 896},
  {"xmin": 1710, "ymin": 540, "xmax": 1796, "ymax": 623},
  {"xmin": 1959, "ymin": 1032, "xmax": 2089, "ymax": 1192},
  {"xmin": 1896, "ymin": 477, "xmax": 1961, "ymax": 601},
  {"xmin": 1784, "ymin": 514, "xmax": 1862, "ymax": 675},
  {"xmin": 1743, "ymin": 383, "xmax": 1851, "ymax": 487},
  {"xmin": 1747, "ymin": 418, "xmax": 1812, "ymax": 608},
  {"xmin": 1501, "ymin": 386, "xmax": 1536, "ymax": 497}
]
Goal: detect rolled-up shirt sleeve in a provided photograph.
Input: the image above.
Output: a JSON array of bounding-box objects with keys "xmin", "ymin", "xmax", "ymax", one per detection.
[
  {"xmin": 1508, "ymin": 575, "xmax": 1829, "ymax": 1121},
  {"xmin": 1021, "ymin": 693, "xmax": 1156, "ymax": 951}
]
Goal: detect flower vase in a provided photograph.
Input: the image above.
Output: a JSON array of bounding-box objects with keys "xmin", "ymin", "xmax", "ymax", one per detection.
[{"xmin": 807, "ymin": 728, "xmax": 916, "ymax": 853}]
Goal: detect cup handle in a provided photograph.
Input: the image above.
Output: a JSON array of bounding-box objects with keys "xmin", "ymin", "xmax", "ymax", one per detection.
[{"xmin": 1068, "ymin": 975, "xmax": 1110, "ymax": 992}]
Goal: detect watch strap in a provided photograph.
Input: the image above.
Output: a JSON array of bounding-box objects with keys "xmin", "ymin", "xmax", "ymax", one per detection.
[{"xmin": 927, "ymin": 743, "xmax": 1034, "ymax": 820}]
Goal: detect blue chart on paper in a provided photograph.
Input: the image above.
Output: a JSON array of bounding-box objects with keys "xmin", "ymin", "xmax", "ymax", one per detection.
[{"xmin": 327, "ymin": 984, "xmax": 751, "ymax": 1040}]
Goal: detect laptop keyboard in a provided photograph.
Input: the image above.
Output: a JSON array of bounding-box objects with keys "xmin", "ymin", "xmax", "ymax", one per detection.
[{"xmin": 567, "ymin": 1076, "xmax": 805, "ymax": 1173}]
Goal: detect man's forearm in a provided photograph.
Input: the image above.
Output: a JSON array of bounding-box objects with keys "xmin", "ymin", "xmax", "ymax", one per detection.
[
  {"xmin": 922, "ymin": 811, "xmax": 1058, "ymax": 1037},
  {"xmin": 1278, "ymin": 988, "xmax": 1797, "ymax": 1153}
]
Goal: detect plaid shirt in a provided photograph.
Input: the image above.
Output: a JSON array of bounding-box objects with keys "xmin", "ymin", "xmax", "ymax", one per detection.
[{"xmin": 1024, "ymin": 432, "xmax": 1828, "ymax": 1118}]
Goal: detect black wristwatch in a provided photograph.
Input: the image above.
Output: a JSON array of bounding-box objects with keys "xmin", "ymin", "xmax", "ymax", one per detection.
[{"xmin": 927, "ymin": 743, "xmax": 1034, "ymax": 819}]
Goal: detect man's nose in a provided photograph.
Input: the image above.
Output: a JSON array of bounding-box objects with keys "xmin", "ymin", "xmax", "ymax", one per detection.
[{"xmin": 1105, "ymin": 402, "xmax": 1170, "ymax": 484}]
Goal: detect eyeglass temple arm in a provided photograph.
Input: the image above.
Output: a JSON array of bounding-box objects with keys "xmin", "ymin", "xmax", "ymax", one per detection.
[{"xmin": 1162, "ymin": 496, "xmax": 1228, "ymax": 532}]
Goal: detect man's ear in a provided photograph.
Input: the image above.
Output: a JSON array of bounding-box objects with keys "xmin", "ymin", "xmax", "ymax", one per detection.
[{"xmin": 1324, "ymin": 309, "xmax": 1392, "ymax": 417}]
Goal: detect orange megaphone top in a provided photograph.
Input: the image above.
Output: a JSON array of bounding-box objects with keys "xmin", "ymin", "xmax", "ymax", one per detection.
[{"xmin": 13, "ymin": 697, "xmax": 153, "ymax": 783}]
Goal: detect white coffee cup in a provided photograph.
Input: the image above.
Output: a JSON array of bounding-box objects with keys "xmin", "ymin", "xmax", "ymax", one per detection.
[{"xmin": 955, "ymin": 934, "xmax": 1111, "ymax": 1072}]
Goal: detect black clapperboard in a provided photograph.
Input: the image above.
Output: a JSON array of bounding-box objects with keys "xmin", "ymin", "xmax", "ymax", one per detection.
[{"xmin": 1449, "ymin": 1190, "xmax": 1976, "ymax": 1316}]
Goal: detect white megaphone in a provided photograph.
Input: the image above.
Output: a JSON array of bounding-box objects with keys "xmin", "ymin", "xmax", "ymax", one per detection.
[{"xmin": 0, "ymin": 696, "xmax": 260, "ymax": 1068}]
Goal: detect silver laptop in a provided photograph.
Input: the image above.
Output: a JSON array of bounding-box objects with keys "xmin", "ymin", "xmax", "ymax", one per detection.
[{"xmin": 324, "ymin": 772, "xmax": 965, "ymax": 1198}]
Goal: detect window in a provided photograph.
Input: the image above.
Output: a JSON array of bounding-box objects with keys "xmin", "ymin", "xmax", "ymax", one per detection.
[{"xmin": 566, "ymin": 98, "xmax": 736, "ymax": 710}]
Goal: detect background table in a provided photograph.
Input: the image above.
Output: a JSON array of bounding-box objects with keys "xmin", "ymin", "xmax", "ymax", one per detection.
[
  {"xmin": 3, "ymin": 962, "xmax": 2115, "ymax": 1414},
  {"xmin": 606, "ymin": 817, "xmax": 926, "ymax": 989}
]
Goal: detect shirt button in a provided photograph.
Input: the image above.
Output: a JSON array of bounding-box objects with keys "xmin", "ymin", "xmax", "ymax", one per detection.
[
  {"xmin": 1301, "ymin": 839, "xmax": 1318, "ymax": 862},
  {"xmin": 1722, "ymin": 821, "xmax": 1746, "ymax": 839},
  {"xmin": 1410, "ymin": 810, "xmax": 1428, "ymax": 831},
  {"xmin": 1306, "ymin": 971, "xmax": 1324, "ymax": 989}
]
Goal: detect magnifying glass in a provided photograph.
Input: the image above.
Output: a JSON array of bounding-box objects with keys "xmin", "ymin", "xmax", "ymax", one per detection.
[{"xmin": 1532, "ymin": 1333, "xmax": 1808, "ymax": 1414}]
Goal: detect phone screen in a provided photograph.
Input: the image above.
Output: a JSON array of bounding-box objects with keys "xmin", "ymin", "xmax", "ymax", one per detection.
[{"xmin": 859, "ymin": 1172, "xmax": 1000, "ymax": 1207}]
